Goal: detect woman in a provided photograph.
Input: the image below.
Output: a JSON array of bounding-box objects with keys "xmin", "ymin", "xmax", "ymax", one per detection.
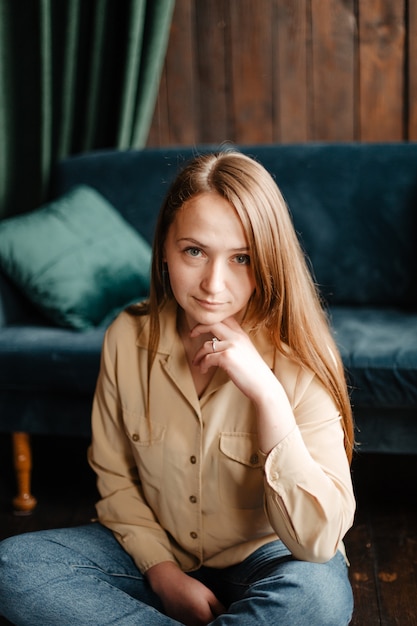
[{"xmin": 0, "ymin": 151, "xmax": 355, "ymax": 625}]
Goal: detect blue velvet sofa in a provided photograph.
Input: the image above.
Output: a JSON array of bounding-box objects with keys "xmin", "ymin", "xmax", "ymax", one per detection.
[{"xmin": 1, "ymin": 142, "xmax": 417, "ymax": 513}]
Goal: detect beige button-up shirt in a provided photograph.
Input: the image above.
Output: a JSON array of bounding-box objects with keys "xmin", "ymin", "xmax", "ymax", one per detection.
[{"xmin": 88, "ymin": 302, "xmax": 355, "ymax": 574}]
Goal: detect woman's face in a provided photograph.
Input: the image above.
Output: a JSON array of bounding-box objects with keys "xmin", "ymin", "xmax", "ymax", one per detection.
[{"xmin": 164, "ymin": 191, "xmax": 256, "ymax": 330}]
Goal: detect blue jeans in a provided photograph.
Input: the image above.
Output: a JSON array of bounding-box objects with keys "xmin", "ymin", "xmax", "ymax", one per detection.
[{"xmin": 0, "ymin": 522, "xmax": 353, "ymax": 625}]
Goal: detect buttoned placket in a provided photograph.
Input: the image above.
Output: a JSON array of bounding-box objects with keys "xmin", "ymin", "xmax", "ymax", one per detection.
[
  {"xmin": 161, "ymin": 352, "xmax": 206, "ymax": 562},
  {"xmin": 159, "ymin": 332, "xmax": 237, "ymax": 565},
  {"xmin": 186, "ymin": 407, "xmax": 204, "ymax": 562}
]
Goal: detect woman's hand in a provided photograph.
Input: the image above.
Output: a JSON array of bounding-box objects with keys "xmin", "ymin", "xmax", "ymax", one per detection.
[
  {"xmin": 191, "ymin": 317, "xmax": 296, "ymax": 452},
  {"xmin": 146, "ymin": 562, "xmax": 225, "ymax": 626},
  {"xmin": 190, "ymin": 317, "xmax": 275, "ymax": 401}
]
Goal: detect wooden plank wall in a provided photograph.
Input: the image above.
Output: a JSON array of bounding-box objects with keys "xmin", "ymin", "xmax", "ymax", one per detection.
[{"xmin": 147, "ymin": 0, "xmax": 417, "ymax": 147}]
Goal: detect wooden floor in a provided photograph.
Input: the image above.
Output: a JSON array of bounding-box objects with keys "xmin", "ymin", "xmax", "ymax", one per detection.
[{"xmin": 0, "ymin": 434, "xmax": 416, "ymax": 625}]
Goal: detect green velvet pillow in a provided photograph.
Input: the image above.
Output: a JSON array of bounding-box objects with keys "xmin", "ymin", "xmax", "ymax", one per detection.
[{"xmin": 0, "ymin": 185, "xmax": 152, "ymax": 330}]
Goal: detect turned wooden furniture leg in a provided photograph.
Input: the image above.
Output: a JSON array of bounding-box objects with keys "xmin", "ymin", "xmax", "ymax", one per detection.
[{"xmin": 12, "ymin": 432, "xmax": 37, "ymax": 514}]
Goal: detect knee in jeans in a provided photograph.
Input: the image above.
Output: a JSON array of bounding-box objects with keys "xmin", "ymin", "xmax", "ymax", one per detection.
[
  {"xmin": 0, "ymin": 535, "xmax": 25, "ymax": 591},
  {"xmin": 0, "ymin": 534, "xmax": 24, "ymax": 566},
  {"xmin": 305, "ymin": 588, "xmax": 353, "ymax": 625},
  {"xmin": 0, "ymin": 533, "xmax": 46, "ymax": 578},
  {"xmin": 295, "ymin": 561, "xmax": 353, "ymax": 625},
  {"xmin": 251, "ymin": 556, "xmax": 353, "ymax": 626}
]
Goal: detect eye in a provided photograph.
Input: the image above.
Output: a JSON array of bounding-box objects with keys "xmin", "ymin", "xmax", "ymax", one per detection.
[
  {"xmin": 185, "ymin": 246, "xmax": 202, "ymax": 258},
  {"xmin": 234, "ymin": 254, "xmax": 250, "ymax": 265}
]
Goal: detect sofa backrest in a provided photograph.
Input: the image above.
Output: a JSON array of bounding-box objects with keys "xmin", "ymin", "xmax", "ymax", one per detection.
[{"xmin": 53, "ymin": 142, "xmax": 417, "ymax": 308}]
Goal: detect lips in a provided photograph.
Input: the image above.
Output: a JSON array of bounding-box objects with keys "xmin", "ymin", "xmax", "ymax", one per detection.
[{"xmin": 195, "ymin": 298, "xmax": 225, "ymax": 309}]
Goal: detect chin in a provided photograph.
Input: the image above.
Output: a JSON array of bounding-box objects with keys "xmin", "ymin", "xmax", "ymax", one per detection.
[{"xmin": 188, "ymin": 309, "xmax": 227, "ymax": 326}]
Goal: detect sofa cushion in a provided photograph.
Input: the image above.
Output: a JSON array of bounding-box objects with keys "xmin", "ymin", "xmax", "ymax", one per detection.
[
  {"xmin": 331, "ymin": 307, "xmax": 417, "ymax": 408},
  {"xmin": 0, "ymin": 185, "xmax": 151, "ymax": 330}
]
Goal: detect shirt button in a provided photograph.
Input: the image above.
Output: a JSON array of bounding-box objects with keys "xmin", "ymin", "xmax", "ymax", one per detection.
[
  {"xmin": 132, "ymin": 433, "xmax": 139, "ymax": 442},
  {"xmin": 250, "ymin": 453, "xmax": 259, "ymax": 465},
  {"xmin": 190, "ymin": 532, "xmax": 198, "ymax": 539},
  {"xmin": 189, "ymin": 495, "xmax": 197, "ymax": 503},
  {"xmin": 190, "ymin": 456, "xmax": 197, "ymax": 464}
]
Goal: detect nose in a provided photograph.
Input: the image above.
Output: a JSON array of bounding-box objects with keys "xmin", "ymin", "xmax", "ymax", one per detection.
[{"xmin": 201, "ymin": 259, "xmax": 225, "ymax": 294}]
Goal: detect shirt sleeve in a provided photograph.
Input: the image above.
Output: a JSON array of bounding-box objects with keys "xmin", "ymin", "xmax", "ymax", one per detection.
[
  {"xmin": 262, "ymin": 372, "xmax": 356, "ymax": 563},
  {"xmin": 88, "ymin": 323, "xmax": 178, "ymax": 574}
]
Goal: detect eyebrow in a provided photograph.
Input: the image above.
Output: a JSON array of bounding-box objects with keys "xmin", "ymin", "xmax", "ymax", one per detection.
[{"xmin": 177, "ymin": 237, "xmax": 250, "ymax": 252}]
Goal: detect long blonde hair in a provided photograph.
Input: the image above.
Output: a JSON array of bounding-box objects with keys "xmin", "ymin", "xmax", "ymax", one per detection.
[{"xmin": 129, "ymin": 150, "xmax": 354, "ymax": 462}]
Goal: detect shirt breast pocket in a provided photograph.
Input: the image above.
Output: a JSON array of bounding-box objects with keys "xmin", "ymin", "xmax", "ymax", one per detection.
[{"xmin": 218, "ymin": 432, "xmax": 264, "ymax": 510}]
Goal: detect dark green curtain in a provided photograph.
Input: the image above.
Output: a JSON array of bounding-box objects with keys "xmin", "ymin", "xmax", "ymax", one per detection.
[{"xmin": 0, "ymin": 0, "xmax": 175, "ymax": 219}]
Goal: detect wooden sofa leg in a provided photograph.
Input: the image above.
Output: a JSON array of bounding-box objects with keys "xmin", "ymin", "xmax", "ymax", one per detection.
[{"xmin": 12, "ymin": 432, "xmax": 37, "ymax": 515}]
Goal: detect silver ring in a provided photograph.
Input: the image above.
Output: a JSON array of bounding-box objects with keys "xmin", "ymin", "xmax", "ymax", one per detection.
[{"xmin": 211, "ymin": 337, "xmax": 219, "ymax": 352}]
